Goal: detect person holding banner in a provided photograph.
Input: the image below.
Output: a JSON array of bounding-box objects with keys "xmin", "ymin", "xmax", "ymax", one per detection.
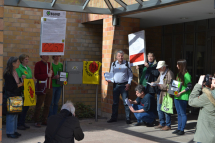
[
  {"xmin": 128, "ymin": 85, "xmax": 157, "ymax": 126},
  {"xmin": 152, "ymin": 61, "xmax": 175, "ymax": 131},
  {"xmin": 136, "ymin": 53, "xmax": 159, "ymax": 95},
  {"xmin": 16, "ymin": 54, "xmax": 33, "ymax": 130},
  {"xmin": 49, "ymin": 56, "xmax": 63, "ymax": 116},
  {"xmin": 34, "ymin": 55, "xmax": 54, "ymax": 127},
  {"xmin": 107, "ymin": 50, "xmax": 133, "ymax": 124}
]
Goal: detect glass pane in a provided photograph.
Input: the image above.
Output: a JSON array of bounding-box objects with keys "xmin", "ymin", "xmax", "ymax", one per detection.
[
  {"xmin": 196, "ymin": 51, "xmax": 205, "ymax": 82},
  {"xmin": 88, "ymin": 0, "xmax": 138, "ymax": 8},
  {"xmin": 24, "ymin": 0, "xmax": 85, "ymax": 5},
  {"xmin": 163, "ymin": 35, "xmax": 173, "ymax": 69},
  {"xmin": 197, "ymin": 32, "xmax": 206, "ymax": 47},
  {"xmin": 174, "ymin": 23, "xmax": 183, "ymax": 33},
  {"xmin": 164, "ymin": 25, "xmax": 173, "ymax": 34},
  {"xmin": 185, "ymin": 51, "xmax": 193, "ymax": 78},
  {"xmin": 212, "ymin": 37, "xmax": 215, "ymax": 75},
  {"xmin": 185, "ymin": 33, "xmax": 194, "ymax": 46},
  {"xmin": 196, "ymin": 20, "xmax": 207, "ymax": 31},
  {"xmin": 174, "ymin": 35, "xmax": 183, "ymax": 73},
  {"xmin": 209, "ymin": 18, "xmax": 215, "ymax": 30},
  {"xmin": 185, "ymin": 22, "xmax": 195, "ymax": 32}
]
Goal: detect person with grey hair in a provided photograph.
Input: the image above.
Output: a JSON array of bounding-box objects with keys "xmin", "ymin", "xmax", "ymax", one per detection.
[
  {"xmin": 128, "ymin": 85, "xmax": 157, "ymax": 126},
  {"xmin": 44, "ymin": 101, "xmax": 84, "ymax": 143},
  {"xmin": 107, "ymin": 50, "xmax": 133, "ymax": 124}
]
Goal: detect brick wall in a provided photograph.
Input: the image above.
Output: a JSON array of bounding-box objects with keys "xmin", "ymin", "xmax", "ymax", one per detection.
[
  {"xmin": 3, "ymin": 6, "xmax": 103, "ymax": 111},
  {"xmin": 0, "ymin": 0, "xmax": 3, "ymax": 141}
]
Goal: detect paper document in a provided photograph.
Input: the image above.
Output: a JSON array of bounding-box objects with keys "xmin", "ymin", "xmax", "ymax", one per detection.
[
  {"xmin": 60, "ymin": 78, "xmax": 67, "ymax": 81},
  {"xmin": 146, "ymin": 82, "xmax": 159, "ymax": 86},
  {"xmin": 125, "ymin": 98, "xmax": 132, "ymax": 107},
  {"xmin": 60, "ymin": 72, "xmax": 67, "ymax": 77},
  {"xmin": 104, "ymin": 72, "xmax": 114, "ymax": 82}
]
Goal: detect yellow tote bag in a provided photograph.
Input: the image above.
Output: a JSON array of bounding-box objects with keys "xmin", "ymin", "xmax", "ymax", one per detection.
[
  {"xmin": 83, "ymin": 61, "xmax": 101, "ymax": 84},
  {"xmin": 24, "ymin": 79, "xmax": 36, "ymax": 106}
]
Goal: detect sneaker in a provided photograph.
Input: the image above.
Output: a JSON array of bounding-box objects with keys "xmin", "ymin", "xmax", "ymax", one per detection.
[
  {"xmin": 34, "ymin": 122, "xmax": 41, "ymax": 128},
  {"xmin": 161, "ymin": 126, "xmax": 171, "ymax": 131},
  {"xmin": 134, "ymin": 122, "xmax": 145, "ymax": 126},
  {"xmin": 24, "ymin": 124, "xmax": 30, "ymax": 129},
  {"xmin": 177, "ymin": 131, "xmax": 185, "ymax": 135},
  {"xmin": 154, "ymin": 124, "xmax": 164, "ymax": 129},
  {"xmin": 17, "ymin": 125, "xmax": 26, "ymax": 130},
  {"xmin": 172, "ymin": 129, "xmax": 180, "ymax": 134},
  {"xmin": 107, "ymin": 118, "xmax": 117, "ymax": 123},
  {"xmin": 7, "ymin": 134, "xmax": 19, "ymax": 138},
  {"xmin": 14, "ymin": 132, "xmax": 21, "ymax": 136},
  {"xmin": 126, "ymin": 120, "xmax": 132, "ymax": 124}
]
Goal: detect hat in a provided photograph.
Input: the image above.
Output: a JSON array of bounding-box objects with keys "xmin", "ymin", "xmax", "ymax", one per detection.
[{"xmin": 156, "ymin": 61, "xmax": 168, "ymax": 69}]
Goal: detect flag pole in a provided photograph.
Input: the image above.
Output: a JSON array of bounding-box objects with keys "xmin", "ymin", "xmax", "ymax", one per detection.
[
  {"xmin": 49, "ymin": 56, "xmax": 52, "ymax": 89},
  {"xmin": 95, "ymin": 84, "xmax": 98, "ymax": 122}
]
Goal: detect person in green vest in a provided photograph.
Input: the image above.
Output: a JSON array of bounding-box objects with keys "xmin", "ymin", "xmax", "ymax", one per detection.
[
  {"xmin": 16, "ymin": 54, "xmax": 34, "ymax": 130},
  {"xmin": 172, "ymin": 59, "xmax": 192, "ymax": 135},
  {"xmin": 49, "ymin": 56, "xmax": 63, "ymax": 116}
]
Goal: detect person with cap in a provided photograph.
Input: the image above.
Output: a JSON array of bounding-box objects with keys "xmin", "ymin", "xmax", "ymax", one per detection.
[
  {"xmin": 44, "ymin": 101, "xmax": 84, "ymax": 143},
  {"xmin": 107, "ymin": 50, "xmax": 133, "ymax": 124},
  {"xmin": 152, "ymin": 61, "xmax": 175, "ymax": 131},
  {"xmin": 189, "ymin": 75, "xmax": 215, "ymax": 143}
]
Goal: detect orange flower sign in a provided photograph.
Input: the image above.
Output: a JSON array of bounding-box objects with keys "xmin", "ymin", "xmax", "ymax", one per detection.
[
  {"xmin": 174, "ymin": 91, "xmax": 178, "ymax": 95},
  {"xmin": 24, "ymin": 71, "xmax": 28, "ymax": 74},
  {"xmin": 64, "ymin": 81, "xmax": 67, "ymax": 85}
]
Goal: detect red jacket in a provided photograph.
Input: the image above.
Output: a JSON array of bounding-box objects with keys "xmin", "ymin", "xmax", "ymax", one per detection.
[{"xmin": 34, "ymin": 61, "xmax": 54, "ymax": 89}]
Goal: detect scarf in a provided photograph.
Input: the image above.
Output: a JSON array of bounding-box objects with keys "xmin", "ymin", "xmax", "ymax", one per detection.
[
  {"xmin": 13, "ymin": 70, "xmax": 20, "ymax": 84},
  {"xmin": 159, "ymin": 69, "xmax": 168, "ymax": 85}
]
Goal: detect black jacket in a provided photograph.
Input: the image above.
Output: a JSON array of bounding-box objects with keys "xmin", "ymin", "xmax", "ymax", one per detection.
[
  {"xmin": 139, "ymin": 61, "xmax": 160, "ymax": 94},
  {"xmin": 44, "ymin": 109, "xmax": 84, "ymax": 143}
]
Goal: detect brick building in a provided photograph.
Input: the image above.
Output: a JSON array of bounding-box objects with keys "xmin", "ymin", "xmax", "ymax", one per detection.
[{"xmin": 0, "ymin": 0, "xmax": 215, "ymax": 141}]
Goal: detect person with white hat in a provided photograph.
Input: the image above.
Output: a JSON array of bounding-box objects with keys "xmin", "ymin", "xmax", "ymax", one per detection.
[{"xmin": 152, "ymin": 61, "xmax": 175, "ymax": 131}]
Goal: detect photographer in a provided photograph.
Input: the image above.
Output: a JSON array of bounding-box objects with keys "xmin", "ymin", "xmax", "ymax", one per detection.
[{"xmin": 189, "ymin": 75, "xmax": 215, "ymax": 143}]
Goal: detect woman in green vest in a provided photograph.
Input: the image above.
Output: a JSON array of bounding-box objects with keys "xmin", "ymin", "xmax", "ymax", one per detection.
[
  {"xmin": 16, "ymin": 54, "xmax": 33, "ymax": 130},
  {"xmin": 172, "ymin": 59, "xmax": 192, "ymax": 135}
]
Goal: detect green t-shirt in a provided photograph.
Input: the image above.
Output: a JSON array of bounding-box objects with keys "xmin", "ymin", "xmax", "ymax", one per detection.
[
  {"xmin": 52, "ymin": 63, "xmax": 63, "ymax": 87},
  {"xmin": 16, "ymin": 64, "xmax": 33, "ymax": 79},
  {"xmin": 174, "ymin": 72, "xmax": 192, "ymax": 101}
]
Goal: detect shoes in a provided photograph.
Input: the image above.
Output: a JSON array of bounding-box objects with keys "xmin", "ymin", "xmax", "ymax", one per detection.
[
  {"xmin": 126, "ymin": 120, "xmax": 132, "ymax": 124},
  {"xmin": 154, "ymin": 124, "xmax": 164, "ymax": 129},
  {"xmin": 24, "ymin": 124, "xmax": 30, "ymax": 129},
  {"xmin": 107, "ymin": 118, "xmax": 117, "ymax": 123},
  {"xmin": 146, "ymin": 119, "xmax": 156, "ymax": 127},
  {"xmin": 14, "ymin": 132, "xmax": 21, "ymax": 136},
  {"xmin": 177, "ymin": 131, "xmax": 185, "ymax": 135},
  {"xmin": 17, "ymin": 125, "xmax": 26, "ymax": 130},
  {"xmin": 172, "ymin": 129, "xmax": 180, "ymax": 134},
  {"xmin": 134, "ymin": 122, "xmax": 145, "ymax": 126},
  {"xmin": 7, "ymin": 134, "xmax": 19, "ymax": 138},
  {"xmin": 161, "ymin": 126, "xmax": 171, "ymax": 131},
  {"xmin": 42, "ymin": 121, "xmax": 47, "ymax": 126},
  {"xmin": 34, "ymin": 122, "xmax": 41, "ymax": 128}
]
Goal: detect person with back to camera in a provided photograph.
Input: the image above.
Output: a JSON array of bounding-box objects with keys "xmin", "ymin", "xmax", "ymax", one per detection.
[
  {"xmin": 4, "ymin": 57, "xmax": 25, "ymax": 138},
  {"xmin": 189, "ymin": 75, "xmax": 215, "ymax": 143},
  {"xmin": 172, "ymin": 59, "xmax": 192, "ymax": 135},
  {"xmin": 106, "ymin": 50, "xmax": 133, "ymax": 124},
  {"xmin": 44, "ymin": 101, "xmax": 84, "ymax": 143}
]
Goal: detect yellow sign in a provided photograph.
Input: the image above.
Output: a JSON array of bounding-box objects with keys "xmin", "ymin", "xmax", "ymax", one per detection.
[
  {"xmin": 24, "ymin": 79, "xmax": 36, "ymax": 106},
  {"xmin": 83, "ymin": 61, "xmax": 101, "ymax": 84}
]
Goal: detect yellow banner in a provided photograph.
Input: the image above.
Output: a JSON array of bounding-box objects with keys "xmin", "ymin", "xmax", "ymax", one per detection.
[
  {"xmin": 83, "ymin": 61, "xmax": 101, "ymax": 84},
  {"xmin": 24, "ymin": 79, "xmax": 36, "ymax": 106}
]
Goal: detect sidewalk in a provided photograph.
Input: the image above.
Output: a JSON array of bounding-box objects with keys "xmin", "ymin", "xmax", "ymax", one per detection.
[{"xmin": 2, "ymin": 114, "xmax": 197, "ymax": 143}]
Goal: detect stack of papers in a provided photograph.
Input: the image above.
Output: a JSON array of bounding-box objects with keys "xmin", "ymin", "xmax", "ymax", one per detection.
[
  {"xmin": 59, "ymin": 72, "xmax": 68, "ymax": 82},
  {"xmin": 125, "ymin": 98, "xmax": 132, "ymax": 107},
  {"xmin": 146, "ymin": 82, "xmax": 159, "ymax": 86},
  {"xmin": 104, "ymin": 72, "xmax": 114, "ymax": 83}
]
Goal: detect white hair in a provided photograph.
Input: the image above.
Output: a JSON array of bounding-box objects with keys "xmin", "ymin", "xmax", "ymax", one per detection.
[
  {"xmin": 116, "ymin": 50, "xmax": 124, "ymax": 57},
  {"xmin": 61, "ymin": 101, "xmax": 75, "ymax": 115}
]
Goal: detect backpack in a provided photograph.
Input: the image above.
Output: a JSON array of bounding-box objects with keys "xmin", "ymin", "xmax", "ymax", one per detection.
[{"xmin": 112, "ymin": 60, "xmax": 132, "ymax": 73}]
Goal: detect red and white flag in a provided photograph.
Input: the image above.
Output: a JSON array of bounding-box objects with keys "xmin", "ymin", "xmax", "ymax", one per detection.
[{"xmin": 128, "ymin": 30, "xmax": 146, "ymax": 66}]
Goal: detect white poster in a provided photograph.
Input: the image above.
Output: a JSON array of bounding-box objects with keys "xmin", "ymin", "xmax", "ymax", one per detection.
[
  {"xmin": 40, "ymin": 17, "xmax": 67, "ymax": 55},
  {"xmin": 43, "ymin": 10, "xmax": 66, "ymax": 18},
  {"xmin": 128, "ymin": 30, "xmax": 146, "ymax": 66}
]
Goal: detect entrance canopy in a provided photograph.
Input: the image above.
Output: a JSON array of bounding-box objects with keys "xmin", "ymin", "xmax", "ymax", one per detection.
[{"xmin": 5, "ymin": 0, "xmax": 193, "ymax": 16}]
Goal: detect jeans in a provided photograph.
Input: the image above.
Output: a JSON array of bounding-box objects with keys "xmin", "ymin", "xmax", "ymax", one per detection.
[
  {"xmin": 157, "ymin": 94, "xmax": 171, "ymax": 127},
  {"xmin": 174, "ymin": 99, "xmax": 188, "ymax": 131},
  {"xmin": 49, "ymin": 87, "xmax": 62, "ymax": 116},
  {"xmin": 18, "ymin": 106, "xmax": 29, "ymax": 126},
  {"xmin": 6, "ymin": 114, "xmax": 18, "ymax": 134},
  {"xmin": 34, "ymin": 89, "xmax": 53, "ymax": 123},
  {"xmin": 111, "ymin": 83, "xmax": 130, "ymax": 120},
  {"xmin": 133, "ymin": 104, "xmax": 156, "ymax": 124}
]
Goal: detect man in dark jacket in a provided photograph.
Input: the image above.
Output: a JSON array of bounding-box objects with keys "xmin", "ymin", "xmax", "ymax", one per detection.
[
  {"xmin": 44, "ymin": 101, "xmax": 84, "ymax": 143},
  {"xmin": 136, "ymin": 53, "xmax": 160, "ymax": 95}
]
